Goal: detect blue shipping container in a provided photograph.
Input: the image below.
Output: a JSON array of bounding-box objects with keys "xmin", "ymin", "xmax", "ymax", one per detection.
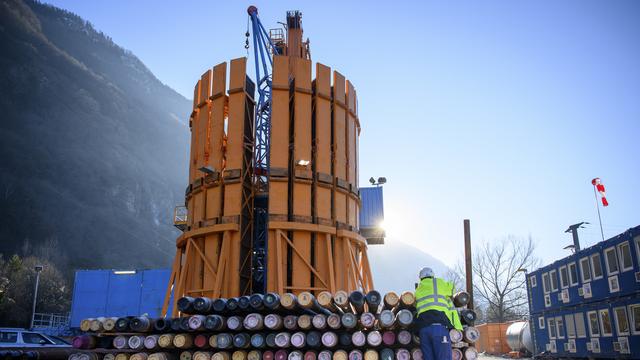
[
  {"xmin": 527, "ymin": 225, "xmax": 640, "ymax": 358},
  {"xmin": 532, "ymin": 295, "xmax": 640, "ymax": 358},
  {"xmin": 69, "ymin": 269, "xmax": 172, "ymax": 327},
  {"xmin": 529, "ymin": 226, "xmax": 640, "ymax": 314}
]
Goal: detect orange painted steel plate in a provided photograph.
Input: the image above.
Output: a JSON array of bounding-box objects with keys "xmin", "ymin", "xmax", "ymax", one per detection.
[
  {"xmin": 270, "ymin": 55, "xmax": 290, "ymax": 170},
  {"xmin": 291, "ymin": 58, "xmax": 313, "ymax": 291},
  {"xmin": 189, "ymin": 80, "xmax": 201, "ymax": 183},
  {"xmin": 223, "ymin": 57, "xmax": 250, "ymax": 296},
  {"xmin": 267, "ymin": 56, "xmax": 290, "ymax": 292},
  {"xmin": 346, "ymin": 80, "xmax": 358, "ymax": 228},
  {"xmin": 332, "ymin": 72, "xmax": 347, "ymax": 225},
  {"xmin": 203, "ymin": 63, "xmax": 227, "ymax": 292},
  {"xmin": 332, "ymin": 71, "xmax": 347, "ymax": 180},
  {"xmin": 314, "ymin": 63, "xmax": 332, "ymax": 177}
]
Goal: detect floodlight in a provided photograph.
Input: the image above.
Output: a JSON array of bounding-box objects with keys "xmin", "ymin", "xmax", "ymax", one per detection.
[
  {"xmin": 113, "ymin": 270, "xmax": 137, "ymax": 275},
  {"xmin": 198, "ymin": 166, "xmax": 216, "ymax": 175}
]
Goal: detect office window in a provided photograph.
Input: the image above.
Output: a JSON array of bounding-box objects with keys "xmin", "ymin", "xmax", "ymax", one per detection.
[
  {"xmin": 574, "ymin": 312, "xmax": 586, "ymax": 338},
  {"xmin": 599, "ymin": 309, "xmax": 613, "ymax": 336},
  {"xmin": 613, "ymin": 306, "xmax": 629, "ymax": 336},
  {"xmin": 580, "ymin": 257, "xmax": 591, "ymax": 282},
  {"xmin": 608, "ymin": 275, "xmax": 620, "ymax": 293},
  {"xmin": 542, "ymin": 272, "xmax": 550, "ymax": 294},
  {"xmin": 635, "ymin": 236, "xmax": 640, "ymax": 269},
  {"xmin": 604, "ymin": 247, "xmax": 619, "ymax": 275},
  {"xmin": 617, "ymin": 241, "xmax": 633, "ymax": 272},
  {"xmin": 565, "ymin": 314, "xmax": 576, "ymax": 338},
  {"xmin": 548, "ymin": 318, "xmax": 557, "ymax": 339},
  {"xmin": 588, "ymin": 311, "xmax": 600, "ymax": 337},
  {"xmin": 629, "ymin": 304, "xmax": 640, "ymax": 335},
  {"xmin": 550, "ymin": 269, "xmax": 559, "ymax": 292},
  {"xmin": 568, "ymin": 262, "xmax": 578, "ymax": 286},
  {"xmin": 591, "ymin": 253, "xmax": 603, "ymax": 279},
  {"xmin": 556, "ymin": 316, "xmax": 565, "ymax": 339},
  {"xmin": 559, "ymin": 266, "xmax": 569, "ymax": 289}
]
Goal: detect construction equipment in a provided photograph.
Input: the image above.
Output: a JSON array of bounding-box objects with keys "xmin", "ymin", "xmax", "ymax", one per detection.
[{"xmin": 164, "ymin": 7, "xmax": 376, "ymax": 316}]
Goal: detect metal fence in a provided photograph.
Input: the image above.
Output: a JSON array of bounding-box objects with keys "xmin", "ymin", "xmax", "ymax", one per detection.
[
  {"xmin": 31, "ymin": 312, "xmax": 72, "ymax": 336},
  {"xmin": 32, "ymin": 312, "xmax": 70, "ymax": 328}
]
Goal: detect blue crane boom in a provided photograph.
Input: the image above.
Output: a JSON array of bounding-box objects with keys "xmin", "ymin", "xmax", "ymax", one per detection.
[{"xmin": 246, "ymin": 5, "xmax": 281, "ymax": 293}]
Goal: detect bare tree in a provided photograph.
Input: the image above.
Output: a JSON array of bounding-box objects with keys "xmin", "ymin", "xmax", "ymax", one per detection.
[
  {"xmin": 443, "ymin": 267, "xmax": 465, "ymax": 291},
  {"xmin": 473, "ymin": 236, "xmax": 539, "ymax": 323}
]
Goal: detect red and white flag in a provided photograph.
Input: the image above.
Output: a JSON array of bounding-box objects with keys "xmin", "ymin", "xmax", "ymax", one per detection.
[{"xmin": 592, "ymin": 178, "xmax": 609, "ymax": 207}]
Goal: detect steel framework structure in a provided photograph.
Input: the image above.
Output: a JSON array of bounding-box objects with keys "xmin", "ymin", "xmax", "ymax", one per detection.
[{"xmin": 162, "ymin": 8, "xmax": 376, "ymax": 315}]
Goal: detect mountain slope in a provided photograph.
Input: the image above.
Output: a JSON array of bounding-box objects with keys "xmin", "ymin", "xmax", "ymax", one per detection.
[
  {"xmin": 0, "ymin": 0, "xmax": 190, "ymax": 271},
  {"xmin": 368, "ymin": 240, "xmax": 450, "ymax": 293}
]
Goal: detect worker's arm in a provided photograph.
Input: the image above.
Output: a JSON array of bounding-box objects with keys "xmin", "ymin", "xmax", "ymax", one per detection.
[{"xmin": 448, "ymin": 281, "xmax": 464, "ymax": 330}]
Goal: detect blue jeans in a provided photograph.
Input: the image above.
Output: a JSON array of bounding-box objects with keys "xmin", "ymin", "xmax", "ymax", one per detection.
[{"xmin": 419, "ymin": 324, "xmax": 452, "ymax": 360}]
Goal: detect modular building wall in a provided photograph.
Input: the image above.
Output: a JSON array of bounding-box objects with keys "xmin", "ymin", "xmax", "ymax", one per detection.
[
  {"xmin": 527, "ymin": 225, "xmax": 640, "ymax": 358},
  {"xmin": 69, "ymin": 269, "xmax": 171, "ymax": 327}
]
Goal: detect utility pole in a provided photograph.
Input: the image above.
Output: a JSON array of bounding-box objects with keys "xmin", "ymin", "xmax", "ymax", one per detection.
[
  {"xmin": 30, "ymin": 265, "xmax": 43, "ymax": 329},
  {"xmin": 565, "ymin": 222, "xmax": 588, "ymax": 252},
  {"xmin": 464, "ymin": 219, "xmax": 473, "ymax": 310}
]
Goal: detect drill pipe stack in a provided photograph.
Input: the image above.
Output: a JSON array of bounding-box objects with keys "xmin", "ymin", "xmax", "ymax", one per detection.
[{"xmin": 71, "ymin": 291, "xmax": 479, "ymax": 360}]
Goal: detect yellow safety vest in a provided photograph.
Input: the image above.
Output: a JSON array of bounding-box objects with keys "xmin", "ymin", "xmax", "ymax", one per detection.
[{"xmin": 414, "ymin": 277, "xmax": 463, "ymax": 330}]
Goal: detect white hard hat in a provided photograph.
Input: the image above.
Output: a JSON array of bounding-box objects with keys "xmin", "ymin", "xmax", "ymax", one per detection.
[{"xmin": 419, "ymin": 267, "xmax": 434, "ymax": 279}]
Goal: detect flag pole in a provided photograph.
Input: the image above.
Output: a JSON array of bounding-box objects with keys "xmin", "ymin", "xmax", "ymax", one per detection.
[{"xmin": 593, "ymin": 184, "xmax": 605, "ymax": 242}]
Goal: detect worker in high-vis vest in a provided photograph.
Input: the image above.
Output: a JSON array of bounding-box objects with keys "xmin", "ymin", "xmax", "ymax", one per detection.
[{"xmin": 414, "ymin": 267, "xmax": 463, "ymax": 360}]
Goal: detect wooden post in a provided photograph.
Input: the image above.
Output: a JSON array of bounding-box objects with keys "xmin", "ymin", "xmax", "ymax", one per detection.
[{"xmin": 464, "ymin": 219, "xmax": 473, "ymax": 310}]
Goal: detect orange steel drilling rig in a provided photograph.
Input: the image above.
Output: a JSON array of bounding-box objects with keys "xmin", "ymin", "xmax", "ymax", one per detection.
[{"xmin": 163, "ymin": 7, "xmax": 378, "ymax": 316}]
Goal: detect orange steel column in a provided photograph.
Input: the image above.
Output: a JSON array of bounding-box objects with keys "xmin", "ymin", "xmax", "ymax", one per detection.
[
  {"xmin": 354, "ymin": 90, "xmax": 360, "ymax": 231},
  {"xmin": 267, "ymin": 55, "xmax": 290, "ymax": 293},
  {"xmin": 223, "ymin": 57, "xmax": 254, "ymax": 296},
  {"xmin": 313, "ymin": 63, "xmax": 333, "ymax": 291},
  {"xmin": 183, "ymin": 80, "xmax": 201, "ymax": 302},
  {"xmin": 191, "ymin": 69, "xmax": 213, "ymax": 293},
  {"xmin": 291, "ymin": 58, "xmax": 313, "ymax": 292},
  {"xmin": 346, "ymin": 80, "xmax": 358, "ymax": 231},
  {"xmin": 332, "ymin": 71, "xmax": 348, "ymax": 291},
  {"xmin": 202, "ymin": 63, "xmax": 227, "ymax": 293},
  {"xmin": 188, "ymin": 80, "xmax": 201, "ymax": 226}
]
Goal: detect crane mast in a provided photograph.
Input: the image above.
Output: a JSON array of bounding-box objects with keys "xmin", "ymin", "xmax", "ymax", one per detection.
[
  {"xmin": 246, "ymin": 6, "xmax": 310, "ymax": 293},
  {"xmin": 246, "ymin": 6, "xmax": 276, "ymax": 294}
]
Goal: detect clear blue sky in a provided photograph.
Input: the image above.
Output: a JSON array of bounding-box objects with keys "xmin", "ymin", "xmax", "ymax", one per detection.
[{"xmin": 44, "ymin": 0, "xmax": 640, "ymax": 267}]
